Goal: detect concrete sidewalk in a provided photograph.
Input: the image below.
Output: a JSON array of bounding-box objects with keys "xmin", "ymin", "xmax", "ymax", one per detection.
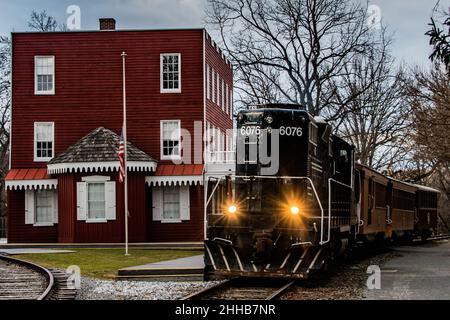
[
  {"xmin": 0, "ymin": 248, "xmax": 75, "ymax": 255},
  {"xmin": 118, "ymin": 255, "xmax": 205, "ymax": 281},
  {"xmin": 0, "ymin": 242, "xmax": 203, "ymax": 250},
  {"xmin": 365, "ymin": 241, "xmax": 450, "ymax": 300}
]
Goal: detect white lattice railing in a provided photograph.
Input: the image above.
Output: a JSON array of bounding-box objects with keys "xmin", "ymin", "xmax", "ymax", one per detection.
[{"xmin": 206, "ymin": 151, "xmax": 236, "ymax": 164}]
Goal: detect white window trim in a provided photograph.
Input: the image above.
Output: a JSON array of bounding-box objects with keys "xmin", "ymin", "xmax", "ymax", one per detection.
[
  {"xmin": 225, "ymin": 83, "xmax": 229, "ymax": 114},
  {"xmin": 161, "ymin": 219, "xmax": 183, "ymax": 224},
  {"xmin": 86, "ymin": 219, "xmax": 108, "ymax": 224},
  {"xmin": 160, "ymin": 53, "xmax": 182, "ymax": 94},
  {"xmin": 160, "ymin": 120, "xmax": 182, "ymax": 161},
  {"xmin": 34, "ymin": 56, "xmax": 55, "ymax": 95},
  {"xmin": 211, "ymin": 68, "xmax": 215, "ymax": 103},
  {"xmin": 216, "ymin": 72, "xmax": 220, "ymax": 106},
  {"xmin": 221, "ymin": 79, "xmax": 225, "ymax": 111},
  {"xmin": 33, "ymin": 222, "xmax": 54, "ymax": 227},
  {"xmin": 206, "ymin": 64, "xmax": 210, "ymax": 100},
  {"xmin": 81, "ymin": 176, "xmax": 111, "ymax": 223},
  {"xmin": 80, "ymin": 176, "xmax": 114, "ymax": 224},
  {"xmin": 34, "ymin": 122, "xmax": 55, "ymax": 163},
  {"xmin": 30, "ymin": 189, "xmax": 57, "ymax": 227},
  {"xmin": 82, "ymin": 176, "xmax": 111, "ymax": 182}
]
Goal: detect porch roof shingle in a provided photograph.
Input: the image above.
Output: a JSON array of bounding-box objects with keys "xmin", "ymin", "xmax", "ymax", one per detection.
[{"xmin": 49, "ymin": 127, "xmax": 155, "ymax": 165}]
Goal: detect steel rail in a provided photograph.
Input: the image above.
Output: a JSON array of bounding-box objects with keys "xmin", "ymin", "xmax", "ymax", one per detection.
[
  {"xmin": 0, "ymin": 254, "xmax": 54, "ymax": 300},
  {"xmin": 182, "ymin": 278, "xmax": 295, "ymax": 301}
]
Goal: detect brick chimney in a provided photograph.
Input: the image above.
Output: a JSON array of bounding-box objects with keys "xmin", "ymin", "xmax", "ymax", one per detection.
[{"xmin": 99, "ymin": 18, "xmax": 116, "ymax": 31}]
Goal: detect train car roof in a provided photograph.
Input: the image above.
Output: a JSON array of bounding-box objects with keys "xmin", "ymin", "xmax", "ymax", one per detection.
[
  {"xmin": 407, "ymin": 183, "xmax": 440, "ymax": 194},
  {"xmin": 355, "ymin": 163, "xmax": 390, "ymax": 184},
  {"xmin": 253, "ymin": 103, "xmax": 306, "ymax": 110},
  {"xmin": 389, "ymin": 178, "xmax": 417, "ymax": 193}
]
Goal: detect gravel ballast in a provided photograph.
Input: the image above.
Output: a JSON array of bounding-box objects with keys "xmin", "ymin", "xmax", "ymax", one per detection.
[
  {"xmin": 75, "ymin": 249, "xmax": 398, "ymax": 300},
  {"xmin": 76, "ymin": 277, "xmax": 220, "ymax": 300}
]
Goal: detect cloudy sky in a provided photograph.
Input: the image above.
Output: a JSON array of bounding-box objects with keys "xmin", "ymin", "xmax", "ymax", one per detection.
[{"xmin": 0, "ymin": 0, "xmax": 442, "ymax": 68}]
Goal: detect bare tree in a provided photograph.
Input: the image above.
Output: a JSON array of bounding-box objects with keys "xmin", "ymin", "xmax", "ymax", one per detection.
[
  {"xmin": 206, "ymin": 0, "xmax": 375, "ymax": 117},
  {"xmin": 28, "ymin": 10, "xmax": 67, "ymax": 32},
  {"xmin": 334, "ymin": 29, "xmax": 409, "ymax": 171},
  {"xmin": 402, "ymin": 64, "xmax": 450, "ymax": 186},
  {"xmin": 0, "ymin": 36, "xmax": 10, "ymax": 237},
  {"xmin": 426, "ymin": 3, "xmax": 450, "ymax": 71}
]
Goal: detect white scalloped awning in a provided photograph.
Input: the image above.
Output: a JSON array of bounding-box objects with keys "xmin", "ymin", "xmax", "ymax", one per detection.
[
  {"xmin": 5, "ymin": 168, "xmax": 58, "ymax": 190},
  {"xmin": 145, "ymin": 164, "xmax": 204, "ymax": 187},
  {"xmin": 146, "ymin": 175, "xmax": 203, "ymax": 187},
  {"xmin": 47, "ymin": 161, "xmax": 157, "ymax": 175},
  {"xmin": 6, "ymin": 179, "xmax": 58, "ymax": 191}
]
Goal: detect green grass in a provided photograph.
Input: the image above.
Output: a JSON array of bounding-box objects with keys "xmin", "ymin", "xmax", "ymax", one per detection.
[{"xmin": 14, "ymin": 249, "xmax": 202, "ymax": 279}]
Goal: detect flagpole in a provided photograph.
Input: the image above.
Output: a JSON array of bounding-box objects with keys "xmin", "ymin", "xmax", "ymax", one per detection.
[{"xmin": 121, "ymin": 51, "xmax": 130, "ymax": 256}]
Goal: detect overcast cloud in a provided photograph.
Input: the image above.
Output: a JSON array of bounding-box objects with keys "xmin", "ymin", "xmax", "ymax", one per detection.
[{"xmin": 0, "ymin": 0, "xmax": 442, "ymax": 67}]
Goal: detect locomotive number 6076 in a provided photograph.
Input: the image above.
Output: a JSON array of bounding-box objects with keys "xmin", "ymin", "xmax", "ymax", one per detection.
[
  {"xmin": 240, "ymin": 126, "xmax": 261, "ymax": 136},
  {"xmin": 240, "ymin": 126, "xmax": 302, "ymax": 137},
  {"xmin": 279, "ymin": 126, "xmax": 303, "ymax": 137}
]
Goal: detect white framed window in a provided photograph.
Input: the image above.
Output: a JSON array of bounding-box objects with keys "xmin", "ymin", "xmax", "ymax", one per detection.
[
  {"xmin": 160, "ymin": 53, "xmax": 181, "ymax": 93},
  {"xmin": 152, "ymin": 186, "xmax": 190, "ymax": 223},
  {"xmin": 25, "ymin": 189, "xmax": 58, "ymax": 227},
  {"xmin": 77, "ymin": 176, "xmax": 116, "ymax": 223},
  {"xmin": 206, "ymin": 64, "xmax": 210, "ymax": 100},
  {"xmin": 211, "ymin": 68, "xmax": 215, "ymax": 103},
  {"xmin": 225, "ymin": 84, "xmax": 229, "ymax": 114},
  {"xmin": 88, "ymin": 183, "xmax": 106, "ymax": 220},
  {"xmin": 216, "ymin": 72, "xmax": 220, "ymax": 105},
  {"xmin": 221, "ymin": 80, "xmax": 225, "ymax": 111},
  {"xmin": 35, "ymin": 56, "xmax": 55, "ymax": 95},
  {"xmin": 161, "ymin": 120, "xmax": 181, "ymax": 160},
  {"xmin": 230, "ymin": 89, "xmax": 233, "ymax": 119},
  {"xmin": 34, "ymin": 122, "xmax": 54, "ymax": 162},
  {"xmin": 162, "ymin": 186, "xmax": 181, "ymax": 221}
]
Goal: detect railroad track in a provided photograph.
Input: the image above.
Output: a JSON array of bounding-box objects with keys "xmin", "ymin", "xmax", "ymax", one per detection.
[
  {"xmin": 428, "ymin": 234, "xmax": 450, "ymax": 241},
  {"xmin": 0, "ymin": 255, "xmax": 77, "ymax": 300},
  {"xmin": 183, "ymin": 278, "xmax": 295, "ymax": 300}
]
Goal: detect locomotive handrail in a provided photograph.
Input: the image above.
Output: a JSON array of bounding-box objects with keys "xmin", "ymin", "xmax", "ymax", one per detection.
[
  {"xmin": 326, "ymin": 179, "xmax": 353, "ymax": 245},
  {"xmin": 206, "ymin": 174, "xmax": 325, "ymax": 244},
  {"xmin": 206, "ymin": 178, "xmax": 223, "ymax": 207}
]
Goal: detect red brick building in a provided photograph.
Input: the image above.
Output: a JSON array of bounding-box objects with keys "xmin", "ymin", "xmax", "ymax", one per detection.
[{"xmin": 5, "ymin": 19, "xmax": 234, "ymax": 243}]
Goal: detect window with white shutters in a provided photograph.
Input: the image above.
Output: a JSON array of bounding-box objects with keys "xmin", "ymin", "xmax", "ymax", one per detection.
[
  {"xmin": 25, "ymin": 189, "xmax": 58, "ymax": 226},
  {"xmin": 77, "ymin": 176, "xmax": 116, "ymax": 223},
  {"xmin": 88, "ymin": 183, "xmax": 106, "ymax": 220},
  {"xmin": 162, "ymin": 186, "xmax": 180, "ymax": 220},
  {"xmin": 35, "ymin": 190, "xmax": 53, "ymax": 224},
  {"xmin": 152, "ymin": 186, "xmax": 190, "ymax": 223}
]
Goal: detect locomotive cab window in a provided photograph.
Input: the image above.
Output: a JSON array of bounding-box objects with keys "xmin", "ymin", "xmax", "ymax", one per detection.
[
  {"xmin": 309, "ymin": 123, "xmax": 318, "ymax": 156},
  {"xmin": 339, "ymin": 149, "xmax": 349, "ymax": 164},
  {"xmin": 309, "ymin": 123, "xmax": 318, "ymax": 145}
]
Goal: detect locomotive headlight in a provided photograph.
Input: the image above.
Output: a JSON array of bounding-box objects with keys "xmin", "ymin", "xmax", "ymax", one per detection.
[
  {"xmin": 228, "ymin": 205, "xmax": 237, "ymax": 214},
  {"xmin": 290, "ymin": 206, "xmax": 300, "ymax": 215},
  {"xmin": 265, "ymin": 115, "xmax": 274, "ymax": 124}
]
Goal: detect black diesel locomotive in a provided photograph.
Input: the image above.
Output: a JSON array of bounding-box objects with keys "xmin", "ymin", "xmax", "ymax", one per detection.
[{"xmin": 204, "ymin": 104, "xmax": 439, "ymax": 279}]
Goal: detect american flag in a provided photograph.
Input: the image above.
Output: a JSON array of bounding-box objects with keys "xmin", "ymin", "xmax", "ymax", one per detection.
[{"xmin": 118, "ymin": 129, "xmax": 125, "ymax": 183}]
